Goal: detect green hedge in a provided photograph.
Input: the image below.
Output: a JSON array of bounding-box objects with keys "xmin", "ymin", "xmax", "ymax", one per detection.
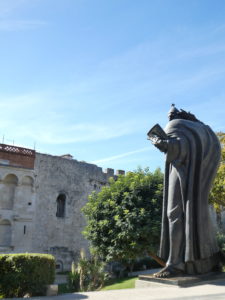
[{"xmin": 0, "ymin": 253, "xmax": 55, "ymax": 298}]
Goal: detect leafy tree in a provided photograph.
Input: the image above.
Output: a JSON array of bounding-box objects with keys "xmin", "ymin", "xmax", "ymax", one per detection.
[
  {"xmin": 82, "ymin": 168, "xmax": 163, "ymax": 267},
  {"xmin": 210, "ymin": 132, "xmax": 225, "ymax": 211}
]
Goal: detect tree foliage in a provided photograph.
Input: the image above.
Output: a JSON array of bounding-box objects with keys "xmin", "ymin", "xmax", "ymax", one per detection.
[
  {"xmin": 82, "ymin": 168, "xmax": 163, "ymax": 263},
  {"xmin": 210, "ymin": 132, "xmax": 225, "ymax": 210}
]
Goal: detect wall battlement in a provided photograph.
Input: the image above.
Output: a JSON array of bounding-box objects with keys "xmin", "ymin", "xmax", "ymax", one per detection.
[
  {"xmin": 0, "ymin": 144, "xmax": 126, "ymax": 178},
  {"xmin": 36, "ymin": 151, "xmax": 125, "ymax": 179},
  {"xmin": 104, "ymin": 168, "xmax": 125, "ymax": 177}
]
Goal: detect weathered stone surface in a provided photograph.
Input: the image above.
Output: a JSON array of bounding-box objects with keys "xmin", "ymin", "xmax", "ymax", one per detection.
[
  {"xmin": 0, "ymin": 148, "xmax": 123, "ymax": 271},
  {"xmin": 46, "ymin": 284, "xmax": 58, "ymax": 296},
  {"xmin": 137, "ymin": 272, "xmax": 225, "ymax": 288}
]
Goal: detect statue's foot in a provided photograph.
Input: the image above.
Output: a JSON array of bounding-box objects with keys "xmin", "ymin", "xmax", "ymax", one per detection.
[{"xmin": 153, "ymin": 266, "xmax": 184, "ymax": 278}]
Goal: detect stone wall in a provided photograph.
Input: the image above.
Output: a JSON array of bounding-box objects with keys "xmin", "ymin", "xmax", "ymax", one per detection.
[
  {"xmin": 33, "ymin": 153, "xmax": 113, "ymax": 270},
  {"xmin": 0, "ymin": 165, "xmax": 35, "ymax": 253},
  {"xmin": 0, "ymin": 145, "xmax": 121, "ymax": 271}
]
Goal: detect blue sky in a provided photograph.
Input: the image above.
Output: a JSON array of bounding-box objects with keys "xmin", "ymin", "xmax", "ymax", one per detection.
[{"xmin": 0, "ymin": 0, "xmax": 225, "ymax": 172}]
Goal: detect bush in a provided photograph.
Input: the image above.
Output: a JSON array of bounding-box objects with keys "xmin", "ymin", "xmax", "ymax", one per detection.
[
  {"xmin": 132, "ymin": 257, "xmax": 160, "ymax": 272},
  {"xmin": 67, "ymin": 250, "xmax": 108, "ymax": 292},
  {"xmin": 67, "ymin": 261, "xmax": 80, "ymax": 292},
  {"xmin": 108, "ymin": 257, "xmax": 161, "ymax": 278},
  {"xmin": 217, "ymin": 233, "xmax": 225, "ymax": 251},
  {"xmin": 0, "ymin": 253, "xmax": 55, "ymax": 298},
  {"xmin": 79, "ymin": 256, "xmax": 108, "ymax": 291}
]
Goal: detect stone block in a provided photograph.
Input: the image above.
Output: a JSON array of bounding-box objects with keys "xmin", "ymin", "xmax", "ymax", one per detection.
[
  {"xmin": 105, "ymin": 168, "xmax": 114, "ymax": 177},
  {"xmin": 116, "ymin": 170, "xmax": 125, "ymax": 175},
  {"xmin": 46, "ymin": 284, "xmax": 58, "ymax": 296},
  {"xmin": 137, "ymin": 272, "xmax": 225, "ymax": 288}
]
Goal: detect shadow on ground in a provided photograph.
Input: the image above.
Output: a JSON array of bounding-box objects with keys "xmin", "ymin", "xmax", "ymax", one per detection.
[{"xmin": 9, "ymin": 293, "xmax": 88, "ymax": 300}]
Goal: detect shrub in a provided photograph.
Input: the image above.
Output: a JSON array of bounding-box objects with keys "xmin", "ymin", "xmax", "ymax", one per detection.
[
  {"xmin": 67, "ymin": 261, "xmax": 80, "ymax": 292},
  {"xmin": 67, "ymin": 250, "xmax": 108, "ymax": 292},
  {"xmin": 108, "ymin": 257, "xmax": 161, "ymax": 278},
  {"xmin": 77, "ymin": 250, "xmax": 108, "ymax": 291},
  {"xmin": 132, "ymin": 257, "xmax": 160, "ymax": 272},
  {"xmin": 0, "ymin": 253, "xmax": 55, "ymax": 298},
  {"xmin": 217, "ymin": 233, "xmax": 225, "ymax": 251}
]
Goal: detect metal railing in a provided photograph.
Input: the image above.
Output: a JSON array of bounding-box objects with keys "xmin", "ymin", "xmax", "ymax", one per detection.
[{"xmin": 0, "ymin": 144, "xmax": 35, "ymax": 157}]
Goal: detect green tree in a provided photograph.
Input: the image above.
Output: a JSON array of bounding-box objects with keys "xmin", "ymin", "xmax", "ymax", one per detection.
[
  {"xmin": 82, "ymin": 168, "xmax": 163, "ymax": 266},
  {"xmin": 210, "ymin": 132, "xmax": 225, "ymax": 211}
]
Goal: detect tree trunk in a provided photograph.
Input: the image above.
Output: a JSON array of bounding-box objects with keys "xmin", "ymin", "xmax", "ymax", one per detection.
[{"xmin": 148, "ymin": 251, "xmax": 166, "ymax": 267}]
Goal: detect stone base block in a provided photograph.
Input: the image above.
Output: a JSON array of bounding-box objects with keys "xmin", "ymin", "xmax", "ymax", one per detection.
[
  {"xmin": 136, "ymin": 272, "xmax": 225, "ymax": 288},
  {"xmin": 135, "ymin": 279, "xmax": 173, "ymax": 288},
  {"xmin": 46, "ymin": 284, "xmax": 58, "ymax": 296}
]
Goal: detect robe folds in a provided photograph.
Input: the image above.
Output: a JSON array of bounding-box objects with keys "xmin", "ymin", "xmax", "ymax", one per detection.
[{"xmin": 159, "ymin": 119, "xmax": 221, "ymax": 274}]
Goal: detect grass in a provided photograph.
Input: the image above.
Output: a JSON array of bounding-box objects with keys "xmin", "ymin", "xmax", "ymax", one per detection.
[
  {"xmin": 58, "ymin": 283, "xmax": 75, "ymax": 294},
  {"xmin": 101, "ymin": 276, "xmax": 138, "ymax": 291},
  {"xmin": 58, "ymin": 276, "xmax": 138, "ymax": 293}
]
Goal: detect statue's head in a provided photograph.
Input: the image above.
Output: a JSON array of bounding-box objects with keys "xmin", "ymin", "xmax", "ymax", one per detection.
[
  {"xmin": 168, "ymin": 104, "xmax": 179, "ymax": 121},
  {"xmin": 167, "ymin": 104, "xmax": 201, "ymax": 123}
]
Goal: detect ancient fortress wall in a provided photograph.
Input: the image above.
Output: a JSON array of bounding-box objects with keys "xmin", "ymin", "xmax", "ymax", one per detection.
[
  {"xmin": 0, "ymin": 144, "xmax": 123, "ymax": 271},
  {"xmin": 0, "ymin": 143, "xmax": 220, "ymax": 271},
  {"xmin": 33, "ymin": 153, "xmax": 114, "ymax": 270}
]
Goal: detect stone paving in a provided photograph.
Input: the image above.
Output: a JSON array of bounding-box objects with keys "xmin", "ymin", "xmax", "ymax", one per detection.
[{"xmin": 9, "ymin": 279, "xmax": 225, "ymax": 300}]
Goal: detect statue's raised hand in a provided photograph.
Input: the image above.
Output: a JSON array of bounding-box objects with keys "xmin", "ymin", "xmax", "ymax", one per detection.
[{"xmin": 152, "ymin": 137, "xmax": 168, "ymax": 153}]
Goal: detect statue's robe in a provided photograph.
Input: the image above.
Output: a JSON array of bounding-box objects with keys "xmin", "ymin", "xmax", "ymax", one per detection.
[{"xmin": 159, "ymin": 118, "xmax": 221, "ymax": 274}]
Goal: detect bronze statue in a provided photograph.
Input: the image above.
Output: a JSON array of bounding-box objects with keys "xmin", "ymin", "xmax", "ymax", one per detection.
[{"xmin": 148, "ymin": 104, "xmax": 221, "ymax": 277}]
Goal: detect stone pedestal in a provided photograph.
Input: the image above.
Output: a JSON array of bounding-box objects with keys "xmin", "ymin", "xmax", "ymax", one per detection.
[{"xmin": 136, "ymin": 272, "xmax": 225, "ymax": 288}]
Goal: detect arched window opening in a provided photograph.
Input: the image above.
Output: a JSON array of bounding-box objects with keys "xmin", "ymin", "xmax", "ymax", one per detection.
[
  {"xmin": 3, "ymin": 174, "xmax": 18, "ymax": 185},
  {"xmin": 56, "ymin": 194, "xmax": 66, "ymax": 218},
  {"xmin": 0, "ymin": 174, "xmax": 18, "ymax": 210},
  {"xmin": 0, "ymin": 219, "xmax": 12, "ymax": 246},
  {"xmin": 21, "ymin": 176, "xmax": 34, "ymax": 206},
  {"xmin": 55, "ymin": 260, "xmax": 64, "ymax": 272},
  {"xmin": 21, "ymin": 176, "xmax": 34, "ymax": 186}
]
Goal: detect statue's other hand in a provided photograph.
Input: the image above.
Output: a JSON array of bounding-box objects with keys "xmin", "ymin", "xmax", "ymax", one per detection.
[{"xmin": 152, "ymin": 138, "xmax": 168, "ymax": 153}]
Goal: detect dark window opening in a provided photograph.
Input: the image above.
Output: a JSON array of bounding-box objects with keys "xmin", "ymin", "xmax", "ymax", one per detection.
[
  {"xmin": 24, "ymin": 225, "xmax": 26, "ymax": 235},
  {"xmin": 55, "ymin": 260, "xmax": 64, "ymax": 272},
  {"xmin": 56, "ymin": 194, "xmax": 66, "ymax": 218},
  {"xmin": 28, "ymin": 202, "xmax": 32, "ymax": 206}
]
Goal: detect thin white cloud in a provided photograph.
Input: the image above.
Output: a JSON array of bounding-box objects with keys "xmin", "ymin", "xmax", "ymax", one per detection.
[
  {"xmin": 61, "ymin": 31, "xmax": 225, "ymax": 115},
  {"xmin": 0, "ymin": 0, "xmax": 27, "ymax": 16},
  {"xmin": 0, "ymin": 0, "xmax": 46, "ymax": 30},
  {"xmin": 171, "ymin": 67, "xmax": 225, "ymax": 93},
  {"xmin": 213, "ymin": 23, "xmax": 225, "ymax": 34},
  {"xmin": 176, "ymin": 43, "xmax": 225, "ymax": 61},
  {"xmin": 0, "ymin": 90, "xmax": 142, "ymax": 146},
  {"xmin": 0, "ymin": 22, "xmax": 224, "ymax": 150},
  {"xmin": 0, "ymin": 20, "xmax": 47, "ymax": 31},
  {"xmin": 91, "ymin": 147, "xmax": 152, "ymax": 164},
  {"xmin": 0, "ymin": 93, "xmax": 41, "ymax": 108},
  {"xmin": 0, "ymin": 89, "xmax": 143, "ymax": 145},
  {"xmin": 21, "ymin": 121, "xmax": 137, "ymax": 144},
  {"xmin": 0, "ymin": 125, "xmax": 132, "ymax": 146}
]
